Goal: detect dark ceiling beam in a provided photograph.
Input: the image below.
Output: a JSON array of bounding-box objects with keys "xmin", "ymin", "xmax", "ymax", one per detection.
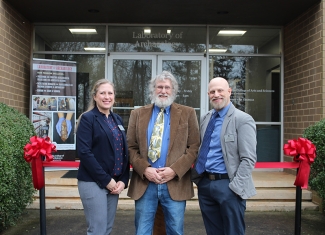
[{"xmin": 4, "ymin": 0, "xmax": 321, "ymax": 26}]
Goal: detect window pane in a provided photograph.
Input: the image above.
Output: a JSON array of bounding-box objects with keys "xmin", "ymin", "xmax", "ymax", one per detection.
[
  {"xmin": 209, "ymin": 27, "xmax": 280, "ymax": 54},
  {"xmin": 162, "ymin": 58, "xmax": 202, "ymax": 120},
  {"xmin": 256, "ymin": 125, "xmax": 280, "ymax": 162},
  {"xmin": 112, "ymin": 59, "xmax": 153, "ymax": 130},
  {"xmin": 108, "ymin": 26, "xmax": 206, "ymax": 53},
  {"xmin": 209, "ymin": 56, "xmax": 281, "ymax": 122},
  {"xmin": 113, "ymin": 59, "xmax": 152, "ymax": 106},
  {"xmin": 162, "ymin": 59, "xmax": 201, "ymax": 118},
  {"xmin": 34, "ymin": 25, "xmax": 106, "ymax": 52}
]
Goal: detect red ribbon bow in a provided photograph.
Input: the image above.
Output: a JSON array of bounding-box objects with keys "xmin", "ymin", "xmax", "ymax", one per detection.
[
  {"xmin": 283, "ymin": 137, "xmax": 316, "ymax": 189},
  {"xmin": 23, "ymin": 136, "xmax": 57, "ymax": 189}
]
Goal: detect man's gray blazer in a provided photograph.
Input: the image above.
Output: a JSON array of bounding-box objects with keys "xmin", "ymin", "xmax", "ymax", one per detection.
[{"xmin": 193, "ymin": 103, "xmax": 257, "ymax": 199}]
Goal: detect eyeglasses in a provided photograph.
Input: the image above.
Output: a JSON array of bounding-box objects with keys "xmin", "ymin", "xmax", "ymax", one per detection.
[{"xmin": 156, "ymin": 86, "xmax": 171, "ymax": 91}]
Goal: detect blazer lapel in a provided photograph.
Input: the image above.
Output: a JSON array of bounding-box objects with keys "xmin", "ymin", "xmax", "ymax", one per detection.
[
  {"xmin": 168, "ymin": 103, "xmax": 182, "ymax": 154},
  {"xmin": 201, "ymin": 111, "xmax": 213, "ymax": 140},
  {"xmin": 93, "ymin": 109, "xmax": 115, "ymax": 150},
  {"xmin": 138, "ymin": 104, "xmax": 154, "ymax": 150},
  {"xmin": 221, "ymin": 103, "xmax": 235, "ymax": 136}
]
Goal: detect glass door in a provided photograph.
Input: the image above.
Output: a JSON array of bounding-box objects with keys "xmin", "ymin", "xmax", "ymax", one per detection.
[
  {"xmin": 108, "ymin": 54, "xmax": 206, "ymax": 130},
  {"xmin": 108, "ymin": 55, "xmax": 156, "ymax": 130},
  {"xmin": 158, "ymin": 55, "xmax": 207, "ymax": 119}
]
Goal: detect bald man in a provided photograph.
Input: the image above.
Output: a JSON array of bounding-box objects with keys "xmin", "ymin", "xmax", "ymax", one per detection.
[{"xmin": 192, "ymin": 77, "xmax": 257, "ymax": 235}]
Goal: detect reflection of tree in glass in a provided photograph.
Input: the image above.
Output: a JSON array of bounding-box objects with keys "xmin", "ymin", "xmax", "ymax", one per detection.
[
  {"xmin": 108, "ymin": 43, "xmax": 133, "ymax": 52},
  {"xmin": 111, "ymin": 43, "xmax": 164, "ymax": 106},
  {"xmin": 162, "ymin": 60, "xmax": 200, "ymax": 108},
  {"xmin": 212, "ymin": 56, "xmax": 249, "ymax": 111},
  {"xmin": 49, "ymin": 54, "xmax": 105, "ymax": 116},
  {"xmin": 213, "ymin": 57, "xmax": 236, "ymax": 78},
  {"xmin": 52, "ymin": 41, "xmax": 104, "ymax": 52},
  {"xmin": 109, "ymin": 43, "xmax": 155, "ymax": 106},
  {"xmin": 134, "ymin": 45, "xmax": 164, "ymax": 53},
  {"xmin": 156, "ymin": 43, "xmax": 205, "ymax": 110},
  {"xmin": 113, "ymin": 59, "xmax": 152, "ymax": 106},
  {"xmin": 109, "ymin": 42, "xmax": 164, "ymax": 53},
  {"xmin": 172, "ymin": 43, "xmax": 205, "ymax": 53}
]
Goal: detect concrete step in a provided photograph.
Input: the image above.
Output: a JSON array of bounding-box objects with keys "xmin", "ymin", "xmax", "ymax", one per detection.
[
  {"xmin": 34, "ymin": 186, "xmax": 312, "ymax": 201},
  {"xmin": 27, "ymin": 170, "xmax": 319, "ymax": 212},
  {"xmin": 252, "ymin": 171, "xmax": 297, "ymax": 187},
  {"xmin": 250, "ymin": 188, "xmax": 312, "ymax": 200},
  {"xmin": 27, "ymin": 198, "xmax": 319, "ymax": 212},
  {"xmin": 44, "ymin": 170, "xmax": 298, "ymax": 187}
]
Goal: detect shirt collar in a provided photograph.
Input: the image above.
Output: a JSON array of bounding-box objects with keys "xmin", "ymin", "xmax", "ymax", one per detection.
[
  {"xmin": 153, "ymin": 104, "xmax": 171, "ymax": 115},
  {"xmin": 212, "ymin": 102, "xmax": 231, "ymax": 118}
]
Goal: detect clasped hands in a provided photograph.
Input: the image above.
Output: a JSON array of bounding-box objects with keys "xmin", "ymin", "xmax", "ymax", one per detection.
[
  {"xmin": 144, "ymin": 167, "xmax": 176, "ymax": 184},
  {"xmin": 106, "ymin": 179, "xmax": 125, "ymax": 195}
]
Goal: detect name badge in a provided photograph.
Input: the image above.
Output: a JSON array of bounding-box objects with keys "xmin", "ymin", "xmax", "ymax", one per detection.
[
  {"xmin": 225, "ymin": 134, "xmax": 234, "ymax": 142},
  {"xmin": 118, "ymin": 125, "xmax": 125, "ymax": 131}
]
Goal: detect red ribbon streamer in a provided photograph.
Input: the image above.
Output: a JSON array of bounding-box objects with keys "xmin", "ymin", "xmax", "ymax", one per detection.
[
  {"xmin": 283, "ymin": 137, "xmax": 316, "ymax": 189},
  {"xmin": 23, "ymin": 136, "xmax": 56, "ymax": 189}
]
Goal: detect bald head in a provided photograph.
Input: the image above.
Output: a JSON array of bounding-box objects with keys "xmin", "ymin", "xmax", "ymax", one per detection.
[
  {"xmin": 209, "ymin": 77, "xmax": 230, "ymax": 90},
  {"xmin": 208, "ymin": 77, "xmax": 232, "ymax": 111}
]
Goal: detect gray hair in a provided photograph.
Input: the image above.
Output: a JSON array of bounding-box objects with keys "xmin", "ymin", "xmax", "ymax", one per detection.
[{"xmin": 149, "ymin": 71, "xmax": 178, "ymax": 101}]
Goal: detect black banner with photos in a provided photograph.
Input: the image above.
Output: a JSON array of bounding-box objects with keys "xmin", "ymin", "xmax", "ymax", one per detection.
[{"xmin": 31, "ymin": 59, "xmax": 77, "ymax": 161}]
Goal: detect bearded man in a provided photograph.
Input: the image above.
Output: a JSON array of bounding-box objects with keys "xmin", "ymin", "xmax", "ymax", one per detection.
[
  {"xmin": 192, "ymin": 77, "xmax": 257, "ymax": 235},
  {"xmin": 127, "ymin": 71, "xmax": 200, "ymax": 235}
]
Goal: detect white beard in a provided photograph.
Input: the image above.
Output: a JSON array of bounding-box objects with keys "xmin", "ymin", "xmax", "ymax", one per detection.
[{"xmin": 152, "ymin": 94, "xmax": 175, "ymax": 108}]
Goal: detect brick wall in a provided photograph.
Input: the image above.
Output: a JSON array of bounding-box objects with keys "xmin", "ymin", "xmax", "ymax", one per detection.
[
  {"xmin": 283, "ymin": 2, "xmax": 324, "ymax": 148},
  {"xmin": 0, "ymin": 0, "xmax": 31, "ymax": 115}
]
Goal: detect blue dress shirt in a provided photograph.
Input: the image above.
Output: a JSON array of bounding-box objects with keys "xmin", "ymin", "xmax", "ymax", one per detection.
[{"xmin": 205, "ymin": 103, "xmax": 231, "ymax": 174}]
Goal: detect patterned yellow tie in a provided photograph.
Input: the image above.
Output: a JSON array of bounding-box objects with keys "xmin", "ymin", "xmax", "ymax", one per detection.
[{"xmin": 148, "ymin": 108, "xmax": 164, "ymax": 163}]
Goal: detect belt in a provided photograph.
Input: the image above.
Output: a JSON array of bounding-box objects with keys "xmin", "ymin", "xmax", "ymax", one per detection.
[{"xmin": 204, "ymin": 172, "xmax": 229, "ymax": 180}]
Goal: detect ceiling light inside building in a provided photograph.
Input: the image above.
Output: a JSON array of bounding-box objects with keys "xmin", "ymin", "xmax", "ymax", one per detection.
[
  {"xmin": 84, "ymin": 47, "xmax": 106, "ymax": 51},
  {"xmin": 209, "ymin": 49, "xmax": 227, "ymax": 53},
  {"xmin": 144, "ymin": 28, "xmax": 151, "ymax": 34},
  {"xmin": 217, "ymin": 30, "xmax": 246, "ymax": 36},
  {"xmin": 69, "ymin": 28, "xmax": 97, "ymax": 34}
]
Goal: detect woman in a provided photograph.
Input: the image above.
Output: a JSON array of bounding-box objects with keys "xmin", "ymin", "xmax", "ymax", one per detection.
[{"xmin": 76, "ymin": 79, "xmax": 129, "ymax": 235}]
